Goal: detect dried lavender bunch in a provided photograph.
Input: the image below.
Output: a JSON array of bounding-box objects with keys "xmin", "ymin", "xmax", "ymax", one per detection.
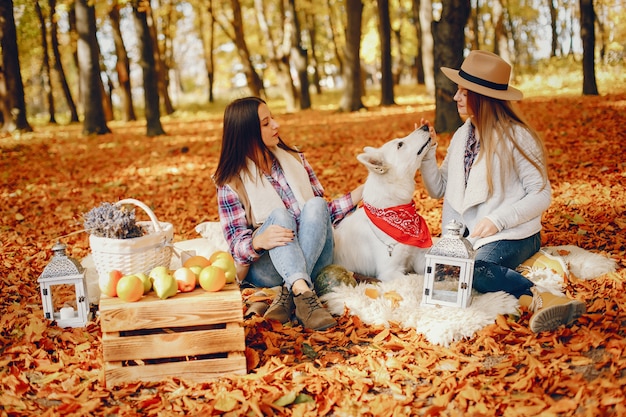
[{"xmin": 83, "ymin": 202, "xmax": 145, "ymax": 239}]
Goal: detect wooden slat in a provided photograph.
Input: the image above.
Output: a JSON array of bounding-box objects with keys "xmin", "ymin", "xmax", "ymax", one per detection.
[
  {"xmin": 104, "ymin": 352, "xmax": 247, "ymax": 388},
  {"xmin": 102, "ymin": 322, "xmax": 245, "ymax": 361},
  {"xmin": 99, "ymin": 285, "xmax": 243, "ymax": 332}
]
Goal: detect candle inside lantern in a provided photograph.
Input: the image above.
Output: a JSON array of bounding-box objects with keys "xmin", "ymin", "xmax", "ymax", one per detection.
[{"xmin": 60, "ymin": 307, "xmax": 74, "ymax": 320}]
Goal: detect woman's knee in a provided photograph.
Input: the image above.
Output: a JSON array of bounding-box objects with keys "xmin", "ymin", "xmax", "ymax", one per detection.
[
  {"xmin": 267, "ymin": 208, "xmax": 296, "ymax": 229},
  {"xmin": 301, "ymin": 197, "xmax": 329, "ymax": 225}
]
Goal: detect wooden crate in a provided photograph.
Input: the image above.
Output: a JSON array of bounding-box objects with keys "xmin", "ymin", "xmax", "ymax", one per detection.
[{"xmin": 99, "ymin": 283, "xmax": 247, "ymax": 388}]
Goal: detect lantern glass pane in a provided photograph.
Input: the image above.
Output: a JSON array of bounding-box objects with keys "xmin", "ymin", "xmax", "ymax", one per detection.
[
  {"xmin": 50, "ymin": 283, "xmax": 79, "ymax": 318},
  {"xmin": 432, "ymin": 263, "xmax": 461, "ymax": 303}
]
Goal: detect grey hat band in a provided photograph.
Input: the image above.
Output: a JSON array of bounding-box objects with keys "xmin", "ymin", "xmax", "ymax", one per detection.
[{"xmin": 459, "ymin": 69, "xmax": 508, "ymax": 91}]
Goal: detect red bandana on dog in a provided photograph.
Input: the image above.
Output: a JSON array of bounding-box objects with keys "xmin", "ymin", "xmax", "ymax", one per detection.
[{"xmin": 363, "ymin": 201, "xmax": 433, "ymax": 248}]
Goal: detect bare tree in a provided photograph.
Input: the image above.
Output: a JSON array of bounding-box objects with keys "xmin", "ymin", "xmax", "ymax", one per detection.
[
  {"xmin": 339, "ymin": 0, "xmax": 365, "ymax": 112},
  {"xmin": 433, "ymin": 0, "xmax": 469, "ymax": 133},
  {"xmin": 75, "ymin": 0, "xmax": 110, "ymax": 135},
  {"xmin": 580, "ymin": 0, "xmax": 598, "ymax": 95}
]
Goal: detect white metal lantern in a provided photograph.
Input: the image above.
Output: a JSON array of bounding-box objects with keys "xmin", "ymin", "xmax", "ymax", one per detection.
[
  {"xmin": 422, "ymin": 220, "xmax": 475, "ymax": 308},
  {"xmin": 38, "ymin": 242, "xmax": 91, "ymax": 328}
]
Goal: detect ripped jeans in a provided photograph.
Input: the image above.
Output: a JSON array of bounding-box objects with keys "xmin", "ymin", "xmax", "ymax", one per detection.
[
  {"xmin": 245, "ymin": 197, "xmax": 333, "ymax": 291},
  {"xmin": 472, "ymin": 232, "xmax": 541, "ymax": 298}
]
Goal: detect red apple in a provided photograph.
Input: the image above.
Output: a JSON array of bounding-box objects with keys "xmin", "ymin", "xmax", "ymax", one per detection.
[
  {"xmin": 174, "ymin": 267, "xmax": 197, "ymax": 293},
  {"xmin": 100, "ymin": 270, "xmax": 123, "ymax": 297}
]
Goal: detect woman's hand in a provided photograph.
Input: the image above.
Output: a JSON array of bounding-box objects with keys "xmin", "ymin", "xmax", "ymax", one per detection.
[
  {"xmin": 417, "ymin": 118, "xmax": 437, "ymax": 142},
  {"xmin": 470, "ymin": 218, "xmax": 498, "ymax": 239},
  {"xmin": 252, "ymin": 225, "xmax": 294, "ymax": 251}
]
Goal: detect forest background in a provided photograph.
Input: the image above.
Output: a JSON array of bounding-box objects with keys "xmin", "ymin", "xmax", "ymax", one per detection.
[
  {"xmin": 1, "ymin": 0, "xmax": 626, "ymax": 416},
  {"xmin": 1, "ymin": 0, "xmax": 625, "ymax": 135}
]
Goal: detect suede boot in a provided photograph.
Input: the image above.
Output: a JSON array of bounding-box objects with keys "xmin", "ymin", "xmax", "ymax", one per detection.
[
  {"xmin": 264, "ymin": 286, "xmax": 294, "ymax": 324},
  {"xmin": 293, "ymin": 290, "xmax": 337, "ymax": 331},
  {"xmin": 522, "ymin": 287, "xmax": 586, "ymax": 333}
]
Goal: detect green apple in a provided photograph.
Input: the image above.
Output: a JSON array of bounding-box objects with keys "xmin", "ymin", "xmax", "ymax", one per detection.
[
  {"xmin": 150, "ymin": 266, "xmax": 177, "ymax": 299},
  {"xmin": 135, "ymin": 272, "xmax": 152, "ymax": 294},
  {"xmin": 210, "ymin": 257, "xmax": 237, "ymax": 284}
]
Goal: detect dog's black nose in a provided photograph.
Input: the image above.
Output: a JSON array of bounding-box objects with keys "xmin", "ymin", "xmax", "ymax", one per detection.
[{"xmin": 419, "ymin": 125, "xmax": 429, "ymax": 132}]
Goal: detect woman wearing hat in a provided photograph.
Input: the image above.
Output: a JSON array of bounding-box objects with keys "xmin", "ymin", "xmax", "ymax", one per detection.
[{"xmin": 419, "ymin": 50, "xmax": 585, "ymax": 333}]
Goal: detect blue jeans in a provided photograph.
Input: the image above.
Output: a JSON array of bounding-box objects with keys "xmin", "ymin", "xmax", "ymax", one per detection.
[
  {"xmin": 472, "ymin": 232, "xmax": 541, "ymax": 298},
  {"xmin": 245, "ymin": 197, "xmax": 333, "ymax": 291}
]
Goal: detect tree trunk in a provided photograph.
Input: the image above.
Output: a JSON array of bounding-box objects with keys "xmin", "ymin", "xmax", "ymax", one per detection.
[
  {"xmin": 548, "ymin": 0, "xmax": 558, "ymax": 57},
  {"xmin": 580, "ymin": 0, "xmax": 598, "ymax": 95},
  {"xmin": 411, "ymin": 0, "xmax": 424, "ymax": 84},
  {"xmin": 339, "ymin": 0, "xmax": 365, "ymax": 112},
  {"xmin": 68, "ymin": 4, "xmax": 80, "ymax": 108},
  {"xmin": 0, "ymin": 0, "xmax": 32, "ymax": 132},
  {"xmin": 109, "ymin": 3, "xmax": 136, "ymax": 122},
  {"xmin": 132, "ymin": 0, "xmax": 165, "ymax": 136},
  {"xmin": 289, "ymin": 0, "xmax": 310, "ymax": 110},
  {"xmin": 75, "ymin": 0, "xmax": 110, "ymax": 135},
  {"xmin": 198, "ymin": 0, "xmax": 215, "ymax": 103},
  {"xmin": 433, "ymin": 0, "xmax": 469, "ymax": 133},
  {"xmin": 147, "ymin": 0, "xmax": 174, "ymax": 115},
  {"xmin": 419, "ymin": 0, "xmax": 435, "ymax": 95},
  {"xmin": 377, "ymin": 0, "xmax": 395, "ymax": 106},
  {"xmin": 49, "ymin": 0, "xmax": 79, "ymax": 123},
  {"xmin": 35, "ymin": 1, "xmax": 56, "ymax": 124},
  {"xmin": 306, "ymin": 11, "xmax": 322, "ymax": 94}
]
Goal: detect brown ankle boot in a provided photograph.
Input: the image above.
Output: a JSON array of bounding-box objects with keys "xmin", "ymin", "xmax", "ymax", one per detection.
[
  {"xmin": 526, "ymin": 287, "xmax": 586, "ymax": 332},
  {"xmin": 293, "ymin": 290, "xmax": 337, "ymax": 331},
  {"xmin": 264, "ymin": 286, "xmax": 294, "ymax": 324}
]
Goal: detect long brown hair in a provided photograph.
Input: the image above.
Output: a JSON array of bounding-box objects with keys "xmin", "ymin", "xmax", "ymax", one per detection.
[
  {"xmin": 467, "ymin": 90, "xmax": 548, "ymax": 195},
  {"xmin": 213, "ymin": 97, "xmax": 298, "ymax": 186}
]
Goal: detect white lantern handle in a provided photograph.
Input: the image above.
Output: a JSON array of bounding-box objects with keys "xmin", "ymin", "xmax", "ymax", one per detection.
[{"xmin": 115, "ymin": 198, "xmax": 163, "ymax": 233}]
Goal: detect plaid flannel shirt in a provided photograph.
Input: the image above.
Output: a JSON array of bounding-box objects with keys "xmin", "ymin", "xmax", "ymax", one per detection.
[{"xmin": 217, "ymin": 153, "xmax": 357, "ymax": 266}]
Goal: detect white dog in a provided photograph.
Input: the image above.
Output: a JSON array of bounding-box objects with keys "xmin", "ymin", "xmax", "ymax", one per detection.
[{"xmin": 333, "ymin": 125, "xmax": 434, "ymax": 282}]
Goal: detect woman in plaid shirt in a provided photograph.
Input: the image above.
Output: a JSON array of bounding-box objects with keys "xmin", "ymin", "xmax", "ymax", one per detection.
[{"xmin": 213, "ymin": 97, "xmax": 363, "ymax": 331}]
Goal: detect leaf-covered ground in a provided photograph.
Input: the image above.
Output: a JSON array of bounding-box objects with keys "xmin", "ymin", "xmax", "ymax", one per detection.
[{"xmin": 1, "ymin": 91, "xmax": 625, "ymax": 416}]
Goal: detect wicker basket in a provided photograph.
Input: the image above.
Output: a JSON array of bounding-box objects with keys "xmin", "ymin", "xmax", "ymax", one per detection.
[{"xmin": 89, "ymin": 199, "xmax": 174, "ymax": 279}]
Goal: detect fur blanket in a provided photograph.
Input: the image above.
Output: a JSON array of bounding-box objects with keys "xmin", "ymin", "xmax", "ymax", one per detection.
[{"xmin": 321, "ymin": 246, "xmax": 616, "ymax": 346}]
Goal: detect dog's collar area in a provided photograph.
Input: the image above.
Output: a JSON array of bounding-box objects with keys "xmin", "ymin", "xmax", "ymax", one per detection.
[{"xmin": 363, "ymin": 201, "xmax": 433, "ymax": 249}]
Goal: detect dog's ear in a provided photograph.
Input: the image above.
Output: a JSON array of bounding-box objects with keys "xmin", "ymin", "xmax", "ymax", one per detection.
[{"xmin": 357, "ymin": 151, "xmax": 388, "ymax": 174}]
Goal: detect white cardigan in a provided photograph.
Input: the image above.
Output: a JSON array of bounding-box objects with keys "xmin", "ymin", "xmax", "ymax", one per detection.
[{"xmin": 420, "ymin": 119, "xmax": 551, "ymax": 249}]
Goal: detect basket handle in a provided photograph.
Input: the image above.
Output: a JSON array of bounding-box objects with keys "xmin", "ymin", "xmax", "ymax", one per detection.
[{"xmin": 115, "ymin": 198, "xmax": 163, "ymax": 233}]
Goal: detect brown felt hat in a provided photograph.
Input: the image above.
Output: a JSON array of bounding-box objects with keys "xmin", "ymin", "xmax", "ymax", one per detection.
[{"xmin": 441, "ymin": 50, "xmax": 523, "ymax": 101}]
